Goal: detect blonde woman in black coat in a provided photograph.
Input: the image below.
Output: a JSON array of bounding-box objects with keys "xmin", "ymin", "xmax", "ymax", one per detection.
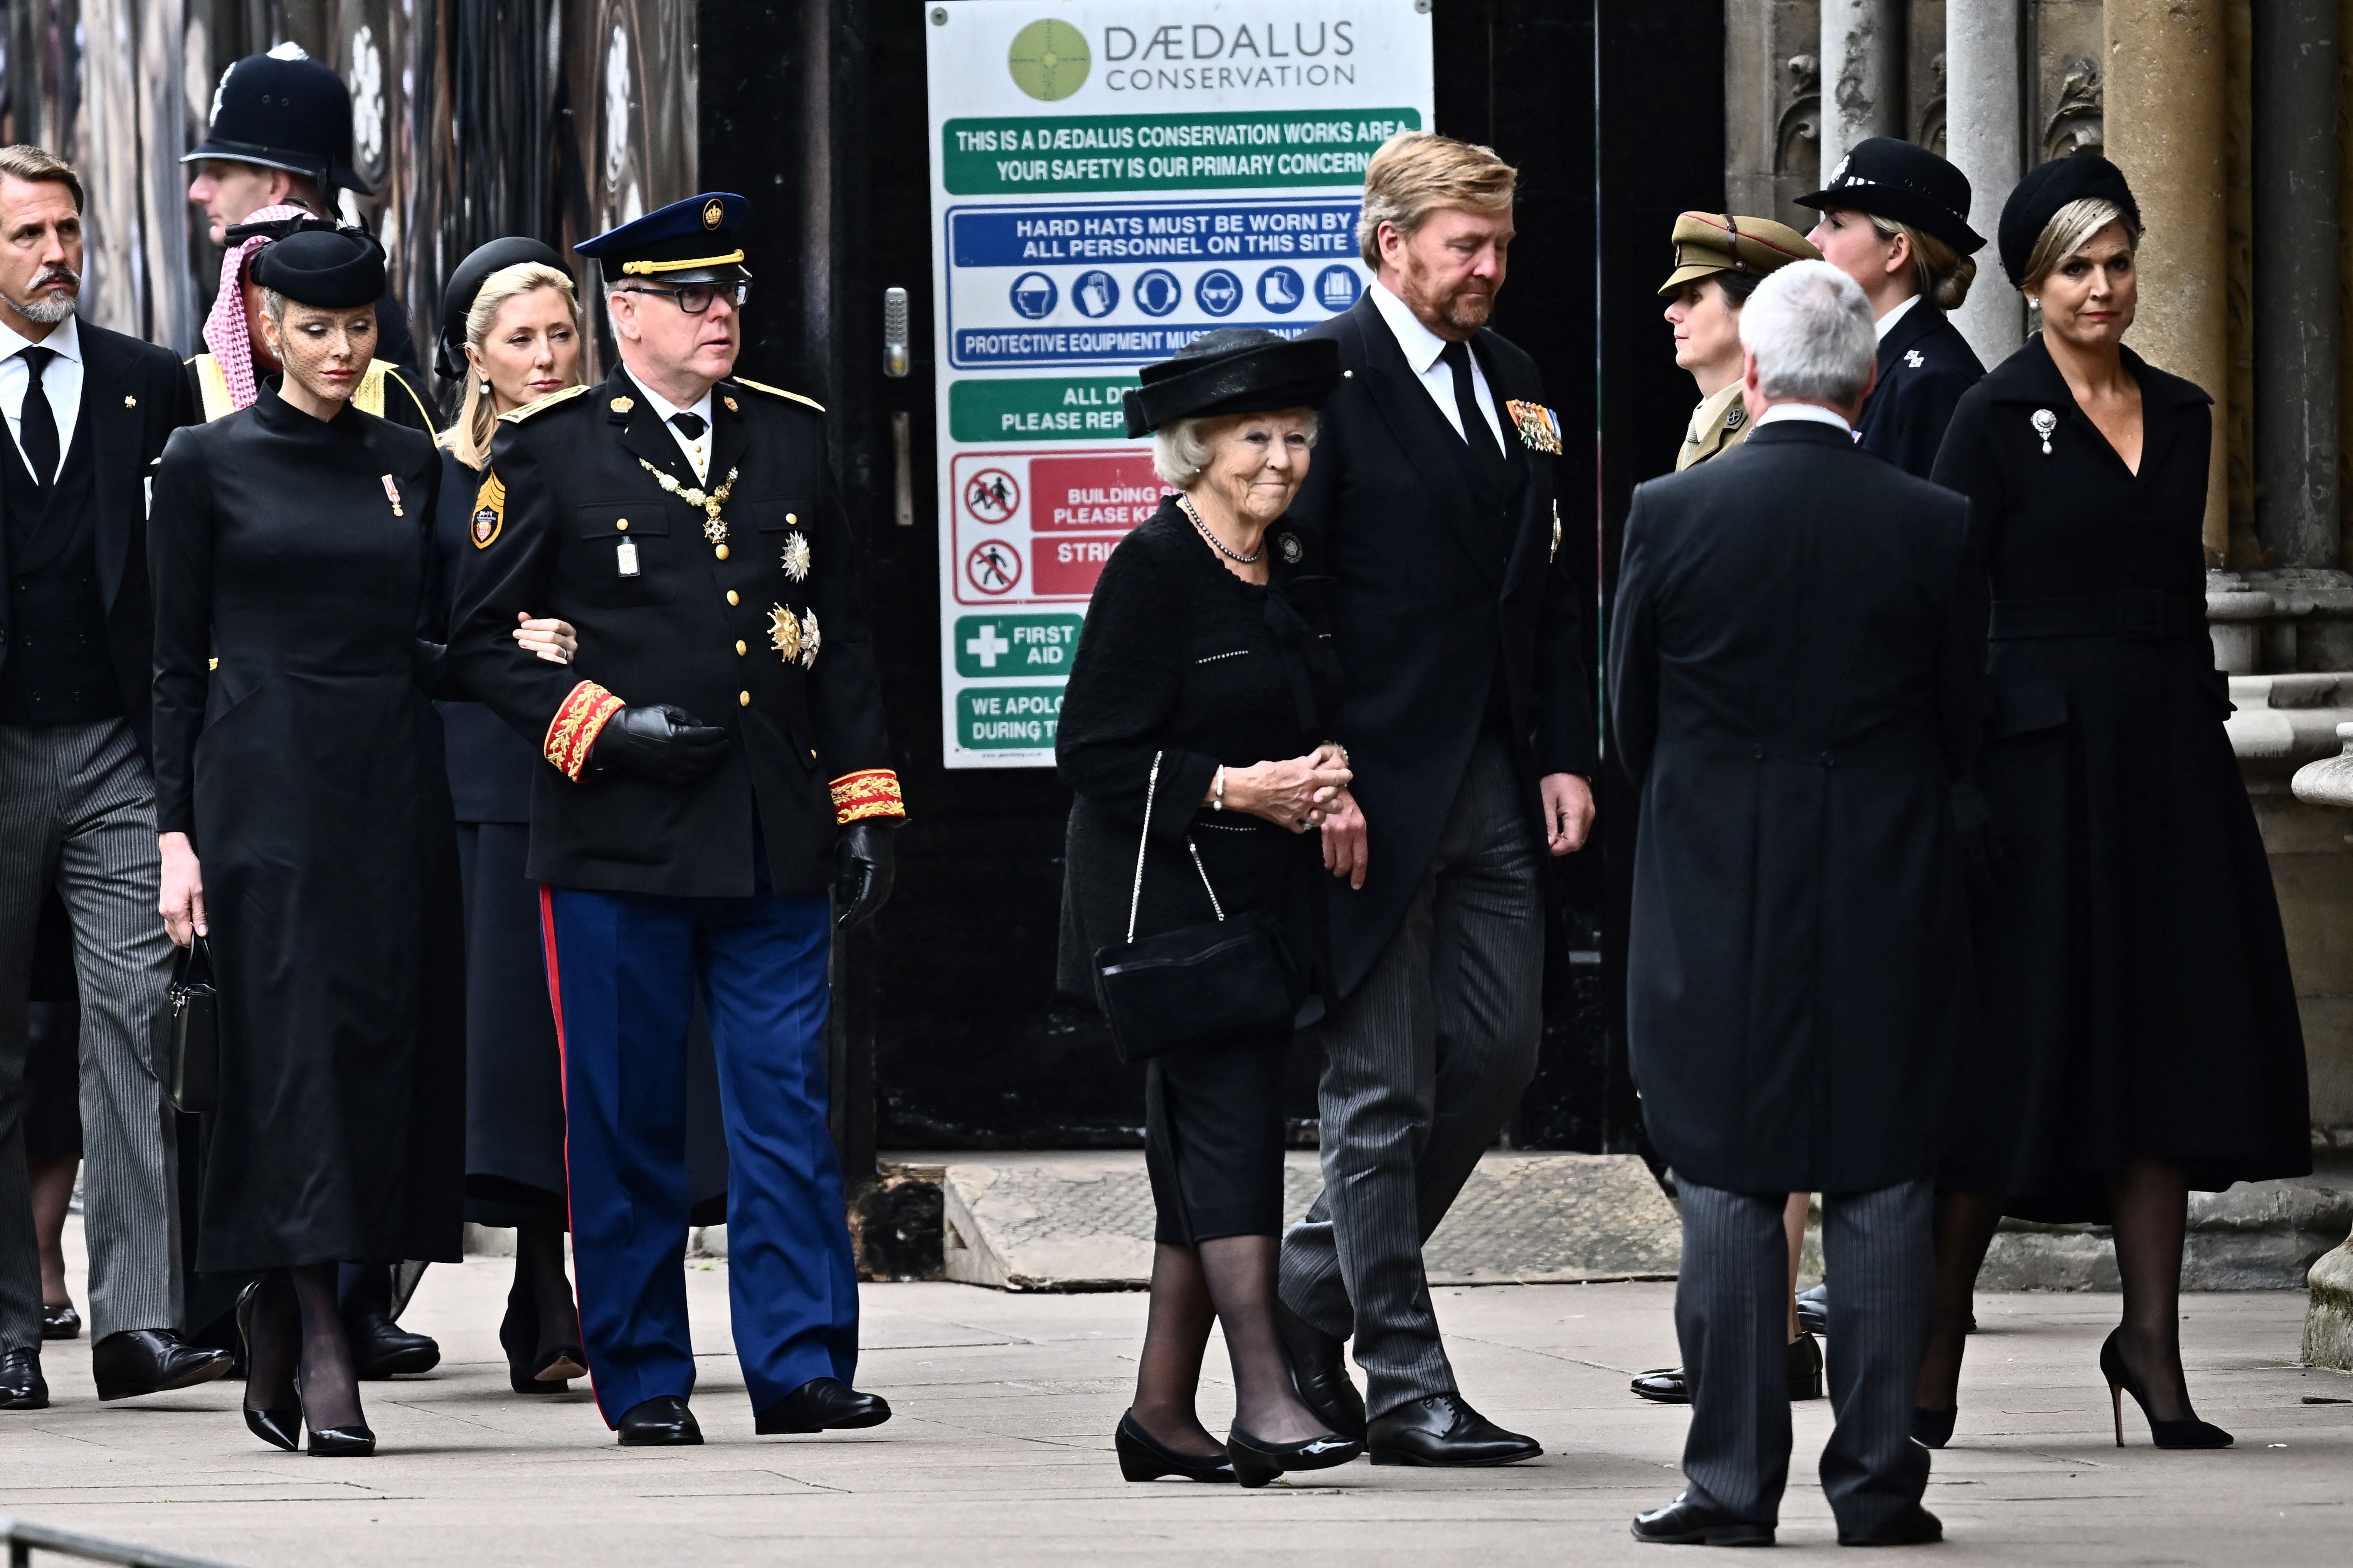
[{"xmin": 1921, "ymin": 157, "xmax": 2309, "ymax": 1451}]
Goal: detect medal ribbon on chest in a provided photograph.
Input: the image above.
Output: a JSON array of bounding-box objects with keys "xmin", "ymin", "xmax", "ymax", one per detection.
[{"xmin": 639, "ymin": 460, "xmax": 740, "ymax": 545}]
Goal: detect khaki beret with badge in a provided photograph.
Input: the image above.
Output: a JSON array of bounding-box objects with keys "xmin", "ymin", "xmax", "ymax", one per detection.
[{"xmin": 1658, "ymin": 213, "xmax": 1820, "ymax": 297}]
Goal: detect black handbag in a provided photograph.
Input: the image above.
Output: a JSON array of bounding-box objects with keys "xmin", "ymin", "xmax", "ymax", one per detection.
[
  {"xmin": 1092, "ymin": 751, "xmax": 1303, "ymax": 1063},
  {"xmin": 165, "ymin": 934, "xmax": 220, "ymax": 1116}
]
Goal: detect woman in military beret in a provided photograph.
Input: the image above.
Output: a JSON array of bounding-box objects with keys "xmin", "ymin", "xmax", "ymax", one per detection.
[
  {"xmin": 1057, "ymin": 328, "xmax": 1360, "ymax": 1487},
  {"xmin": 150, "ymin": 227, "xmax": 468, "ymax": 1456},
  {"xmin": 1918, "ymin": 157, "xmax": 2308, "ymax": 1452},
  {"xmin": 1658, "ymin": 212, "xmax": 1820, "ymax": 472}
]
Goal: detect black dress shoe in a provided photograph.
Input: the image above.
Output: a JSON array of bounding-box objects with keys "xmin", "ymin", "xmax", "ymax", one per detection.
[
  {"xmin": 1365, "ymin": 1393, "xmax": 1539, "ymax": 1467},
  {"xmin": 91, "ymin": 1329, "xmax": 233, "ymax": 1402},
  {"xmin": 40, "ymin": 1303, "xmax": 80, "ymax": 1341},
  {"xmin": 346, "ymin": 1311, "xmax": 441, "ymax": 1380},
  {"xmin": 1911, "ymin": 1406, "xmax": 1957, "ymax": 1448},
  {"xmin": 1275, "ymin": 1299, "xmax": 1367, "ymax": 1442},
  {"xmin": 498, "ymin": 1282, "xmax": 585, "ymax": 1393},
  {"xmin": 1631, "ymin": 1493, "xmax": 1775, "ymax": 1546},
  {"xmin": 618, "ymin": 1394, "xmax": 703, "ymax": 1446},
  {"xmin": 1115, "ymin": 1411, "xmax": 1234, "ymax": 1483},
  {"xmin": 755, "ymin": 1375, "xmax": 891, "ymax": 1434},
  {"xmin": 0, "ymin": 1347, "xmax": 48, "ymax": 1410},
  {"xmin": 1796, "ymin": 1282, "xmax": 1830, "ymax": 1337},
  {"xmin": 1226, "ymin": 1424, "xmax": 1362, "ymax": 1488},
  {"xmin": 1838, "ymin": 1503, "xmax": 1942, "ymax": 1546},
  {"xmin": 1631, "ymin": 1336, "xmax": 1823, "ymax": 1406}
]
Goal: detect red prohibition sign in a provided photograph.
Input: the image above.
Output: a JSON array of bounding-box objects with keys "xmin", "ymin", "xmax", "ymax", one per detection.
[
  {"xmin": 965, "ymin": 540, "xmax": 1023, "ymax": 596},
  {"xmin": 964, "ymin": 467, "xmax": 1021, "ymax": 523}
]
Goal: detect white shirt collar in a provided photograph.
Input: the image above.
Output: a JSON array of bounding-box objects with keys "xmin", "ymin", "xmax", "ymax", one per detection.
[
  {"xmin": 1754, "ymin": 401, "xmax": 1853, "ymax": 434},
  {"xmin": 1873, "ymin": 293, "xmax": 1921, "ymax": 342},
  {"xmin": 1368, "ymin": 279, "xmax": 1451, "ymax": 375},
  {"xmin": 0, "ymin": 311, "xmax": 81, "ymax": 364},
  {"xmin": 623, "ymin": 364, "xmax": 713, "ymax": 426}
]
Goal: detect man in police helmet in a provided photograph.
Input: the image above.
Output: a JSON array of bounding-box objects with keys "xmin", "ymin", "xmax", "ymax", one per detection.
[{"xmin": 448, "ymin": 193, "xmax": 902, "ymax": 1447}]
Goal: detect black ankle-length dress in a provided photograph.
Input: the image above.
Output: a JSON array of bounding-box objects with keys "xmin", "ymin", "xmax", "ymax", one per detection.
[
  {"xmin": 150, "ymin": 379, "xmax": 465, "ymax": 1272},
  {"xmin": 1930, "ymin": 337, "xmax": 2311, "ymax": 1221}
]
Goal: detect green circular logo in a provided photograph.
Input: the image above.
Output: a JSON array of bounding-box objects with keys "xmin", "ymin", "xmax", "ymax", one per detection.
[{"xmin": 1007, "ymin": 19, "xmax": 1089, "ymax": 101}]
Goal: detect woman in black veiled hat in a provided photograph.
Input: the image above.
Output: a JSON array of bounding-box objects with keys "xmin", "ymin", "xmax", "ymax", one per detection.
[
  {"xmin": 150, "ymin": 227, "xmax": 471, "ymax": 1456},
  {"xmin": 1056, "ymin": 329, "xmax": 1362, "ymax": 1487}
]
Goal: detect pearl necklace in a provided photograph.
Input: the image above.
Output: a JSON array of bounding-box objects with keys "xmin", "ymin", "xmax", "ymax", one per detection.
[{"xmin": 1178, "ymin": 494, "xmax": 1262, "ymax": 564}]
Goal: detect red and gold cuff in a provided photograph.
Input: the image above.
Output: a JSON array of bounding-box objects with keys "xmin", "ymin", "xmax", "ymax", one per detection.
[
  {"xmin": 544, "ymin": 680, "xmax": 625, "ymax": 781},
  {"xmin": 830, "ymin": 768, "xmax": 906, "ymax": 824}
]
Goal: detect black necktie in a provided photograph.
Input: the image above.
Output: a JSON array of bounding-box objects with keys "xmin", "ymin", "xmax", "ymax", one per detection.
[
  {"xmin": 18, "ymin": 345, "xmax": 59, "ymax": 487},
  {"xmin": 1440, "ymin": 339, "xmax": 1505, "ymax": 477},
  {"xmin": 669, "ymin": 410, "xmax": 707, "ymax": 441}
]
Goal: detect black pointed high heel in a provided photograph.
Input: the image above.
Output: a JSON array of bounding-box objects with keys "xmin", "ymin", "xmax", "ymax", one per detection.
[
  {"xmin": 236, "ymin": 1279, "xmax": 299, "ymax": 1452},
  {"xmin": 296, "ymin": 1366, "xmax": 376, "ymax": 1457},
  {"xmin": 1225, "ymin": 1425, "xmax": 1363, "ymax": 1489},
  {"xmin": 2099, "ymin": 1329, "xmax": 2230, "ymax": 1449},
  {"xmin": 1115, "ymin": 1411, "xmax": 1234, "ymax": 1482}
]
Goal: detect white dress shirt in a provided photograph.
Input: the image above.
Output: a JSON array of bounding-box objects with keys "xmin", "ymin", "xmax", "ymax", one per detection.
[
  {"xmin": 1367, "ymin": 280, "xmax": 1508, "ymax": 455},
  {"xmin": 0, "ymin": 313, "xmax": 83, "ymax": 484},
  {"xmin": 1873, "ymin": 293, "xmax": 1921, "ymax": 342},
  {"xmin": 626, "ymin": 367, "xmax": 716, "ymax": 484},
  {"xmin": 1754, "ymin": 402, "xmax": 1854, "ymax": 434}
]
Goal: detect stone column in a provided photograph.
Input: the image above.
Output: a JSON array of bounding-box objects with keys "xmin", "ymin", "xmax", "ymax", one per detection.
[
  {"xmin": 2106, "ymin": 0, "xmax": 2232, "ymax": 560},
  {"xmin": 2254, "ymin": 1, "xmax": 2343, "ymax": 572},
  {"xmin": 1946, "ymin": 0, "xmax": 2026, "ymax": 365},
  {"xmin": 1822, "ymin": 0, "xmax": 1904, "ymax": 183}
]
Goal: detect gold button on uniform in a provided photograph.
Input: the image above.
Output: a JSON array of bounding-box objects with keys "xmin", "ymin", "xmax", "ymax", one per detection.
[
  {"xmin": 726, "ymin": 590, "xmax": 740, "ymax": 605},
  {"xmin": 715, "ymin": 544, "xmax": 729, "ymax": 560},
  {"xmin": 738, "ymin": 690, "xmax": 751, "ymax": 706},
  {"xmin": 735, "ymin": 640, "xmax": 748, "ymax": 655},
  {"xmin": 616, "ymin": 518, "xmax": 629, "ymax": 531},
  {"xmin": 785, "ymin": 512, "xmax": 798, "ymax": 524}
]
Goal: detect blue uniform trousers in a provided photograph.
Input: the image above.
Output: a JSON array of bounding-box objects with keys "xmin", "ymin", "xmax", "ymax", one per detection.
[{"xmin": 541, "ymin": 876, "xmax": 857, "ymax": 1425}]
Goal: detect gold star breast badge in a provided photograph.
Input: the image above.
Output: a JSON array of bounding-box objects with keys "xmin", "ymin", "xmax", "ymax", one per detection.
[
  {"xmin": 781, "ymin": 532, "xmax": 812, "ymax": 582},
  {"xmin": 767, "ymin": 603, "xmax": 801, "ymax": 663}
]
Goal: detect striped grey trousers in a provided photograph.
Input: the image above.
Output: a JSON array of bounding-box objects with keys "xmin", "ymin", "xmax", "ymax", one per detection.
[
  {"xmin": 1675, "ymin": 1176, "xmax": 1933, "ymax": 1535},
  {"xmin": 0, "ymin": 720, "xmax": 182, "ymax": 1349}
]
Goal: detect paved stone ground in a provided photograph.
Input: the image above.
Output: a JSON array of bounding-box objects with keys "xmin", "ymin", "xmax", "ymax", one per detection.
[{"xmin": 2, "ymin": 1220, "xmax": 2348, "ymax": 1566}]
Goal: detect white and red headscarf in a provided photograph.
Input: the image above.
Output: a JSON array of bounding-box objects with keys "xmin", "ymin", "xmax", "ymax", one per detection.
[{"xmin": 199, "ymin": 203, "xmax": 315, "ymax": 412}]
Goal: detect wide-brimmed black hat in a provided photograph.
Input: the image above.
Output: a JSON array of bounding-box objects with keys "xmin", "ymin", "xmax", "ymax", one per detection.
[
  {"xmin": 182, "ymin": 47, "xmax": 371, "ymax": 196},
  {"xmin": 251, "ymin": 228, "xmax": 386, "ymax": 309},
  {"xmin": 1998, "ymin": 155, "xmax": 2142, "ymax": 288},
  {"xmin": 437, "ymin": 238, "xmax": 567, "ymax": 381},
  {"xmin": 1123, "ymin": 329, "xmax": 1343, "ymax": 439},
  {"xmin": 1798, "ymin": 136, "xmax": 1985, "ymax": 256}
]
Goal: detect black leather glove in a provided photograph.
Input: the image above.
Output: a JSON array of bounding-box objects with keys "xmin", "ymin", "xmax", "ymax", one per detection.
[
  {"xmin": 834, "ymin": 821, "xmax": 896, "ymax": 931},
  {"xmin": 586, "ymin": 704, "xmax": 730, "ymax": 786}
]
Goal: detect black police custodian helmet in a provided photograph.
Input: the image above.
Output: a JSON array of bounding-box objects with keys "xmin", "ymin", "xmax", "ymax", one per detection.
[
  {"xmin": 1798, "ymin": 136, "xmax": 1985, "ymax": 256},
  {"xmin": 1123, "ymin": 329, "xmax": 1344, "ymax": 439},
  {"xmin": 252, "ymin": 228, "xmax": 387, "ymax": 310},
  {"xmin": 1997, "ymin": 155, "xmax": 2142, "ymax": 289},
  {"xmin": 438, "ymin": 237, "xmax": 567, "ymax": 382},
  {"xmin": 182, "ymin": 45, "xmax": 371, "ymax": 196},
  {"xmin": 575, "ymin": 192, "xmax": 753, "ymax": 286}
]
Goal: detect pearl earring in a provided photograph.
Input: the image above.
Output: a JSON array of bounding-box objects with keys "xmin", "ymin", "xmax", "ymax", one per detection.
[{"xmin": 481, "ymin": 379, "xmax": 492, "ymax": 394}]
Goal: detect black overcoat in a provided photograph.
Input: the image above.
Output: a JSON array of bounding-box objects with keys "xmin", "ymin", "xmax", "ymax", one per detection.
[
  {"xmin": 1610, "ymin": 420, "xmax": 1983, "ymax": 1194},
  {"xmin": 1277, "ymin": 294, "xmax": 1597, "ymax": 998},
  {"xmin": 447, "ymin": 365, "xmax": 896, "ymax": 898},
  {"xmin": 150, "ymin": 381, "xmax": 464, "ymax": 1270},
  {"xmin": 1931, "ymin": 337, "xmax": 2311, "ymax": 1218},
  {"xmin": 1856, "ymin": 302, "xmax": 1985, "ymax": 479},
  {"xmin": 0, "ymin": 321, "xmax": 197, "ymax": 757}
]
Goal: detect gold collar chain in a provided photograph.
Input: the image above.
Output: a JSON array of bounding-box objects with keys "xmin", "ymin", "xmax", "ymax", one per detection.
[{"xmin": 640, "ymin": 460, "xmax": 740, "ymax": 545}]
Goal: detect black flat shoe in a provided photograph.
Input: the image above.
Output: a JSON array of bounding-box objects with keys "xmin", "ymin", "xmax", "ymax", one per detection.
[
  {"xmin": 40, "ymin": 1303, "xmax": 80, "ymax": 1341},
  {"xmin": 236, "ymin": 1282, "xmax": 299, "ymax": 1452},
  {"xmin": 1631, "ymin": 1493, "xmax": 1775, "ymax": 1546},
  {"xmin": 1911, "ymin": 1405, "xmax": 1957, "ymax": 1449},
  {"xmin": 617, "ymin": 1394, "xmax": 702, "ymax": 1447},
  {"xmin": 0, "ymin": 1347, "xmax": 48, "ymax": 1410},
  {"xmin": 2100, "ymin": 1329, "xmax": 2231, "ymax": 1449},
  {"xmin": 1366, "ymin": 1393, "xmax": 1539, "ymax": 1467},
  {"xmin": 1275, "ymin": 1299, "xmax": 1367, "ymax": 1442},
  {"xmin": 1839, "ymin": 1503, "xmax": 1943, "ymax": 1546},
  {"xmin": 346, "ymin": 1310, "xmax": 440, "ymax": 1380},
  {"xmin": 1226, "ymin": 1425, "xmax": 1362, "ymax": 1489},
  {"xmin": 91, "ymin": 1327, "xmax": 232, "ymax": 1402},
  {"xmin": 1115, "ymin": 1411, "xmax": 1234, "ymax": 1483},
  {"xmin": 755, "ymin": 1375, "xmax": 891, "ymax": 1434}
]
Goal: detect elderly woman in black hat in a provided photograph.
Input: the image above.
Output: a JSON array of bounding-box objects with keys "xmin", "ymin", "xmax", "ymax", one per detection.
[
  {"xmin": 1919, "ymin": 157, "xmax": 2309, "ymax": 1452},
  {"xmin": 1057, "ymin": 328, "xmax": 1362, "ymax": 1487},
  {"xmin": 150, "ymin": 228, "xmax": 468, "ymax": 1456},
  {"xmin": 1799, "ymin": 136, "xmax": 1990, "ymax": 476}
]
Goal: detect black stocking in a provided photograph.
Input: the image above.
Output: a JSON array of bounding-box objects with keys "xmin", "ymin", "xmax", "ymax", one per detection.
[
  {"xmin": 2107, "ymin": 1157, "xmax": 2194, "ymax": 1422},
  {"xmin": 243, "ymin": 1270, "xmax": 299, "ymax": 1415},
  {"xmin": 516, "ymin": 1224, "xmax": 581, "ymax": 1354},
  {"xmin": 290, "ymin": 1262, "xmax": 364, "ymax": 1431},
  {"xmin": 1916, "ymin": 1191, "xmax": 2003, "ymax": 1413},
  {"xmin": 1129, "ymin": 1242, "xmax": 1221, "ymax": 1456},
  {"xmin": 1197, "ymin": 1234, "xmax": 1328, "ymax": 1443}
]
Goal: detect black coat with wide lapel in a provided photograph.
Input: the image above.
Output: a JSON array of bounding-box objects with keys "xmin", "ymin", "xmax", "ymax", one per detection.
[
  {"xmin": 1278, "ymin": 291, "xmax": 1597, "ymax": 997},
  {"xmin": 1855, "ymin": 301, "xmax": 1985, "ymax": 479},
  {"xmin": 0, "ymin": 318, "xmax": 197, "ymax": 757}
]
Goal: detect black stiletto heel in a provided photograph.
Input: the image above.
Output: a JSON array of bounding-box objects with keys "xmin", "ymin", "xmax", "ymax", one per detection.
[
  {"xmin": 297, "ymin": 1367, "xmax": 376, "ymax": 1456},
  {"xmin": 2099, "ymin": 1329, "xmax": 2230, "ymax": 1450},
  {"xmin": 1116, "ymin": 1411, "xmax": 1235, "ymax": 1482},
  {"xmin": 236, "ymin": 1279, "xmax": 299, "ymax": 1452},
  {"xmin": 1225, "ymin": 1425, "xmax": 1362, "ymax": 1489}
]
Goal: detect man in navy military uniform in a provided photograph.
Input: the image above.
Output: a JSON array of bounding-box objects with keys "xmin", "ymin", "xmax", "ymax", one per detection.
[{"xmin": 448, "ymin": 193, "xmax": 902, "ymax": 1447}]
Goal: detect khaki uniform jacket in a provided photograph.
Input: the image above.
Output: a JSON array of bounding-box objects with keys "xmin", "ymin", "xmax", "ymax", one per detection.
[{"xmin": 1675, "ymin": 381, "xmax": 1752, "ymax": 471}]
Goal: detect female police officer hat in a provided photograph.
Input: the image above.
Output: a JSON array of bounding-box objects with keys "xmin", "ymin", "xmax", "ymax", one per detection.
[
  {"xmin": 1122, "ymin": 329, "xmax": 1344, "ymax": 439},
  {"xmin": 251, "ymin": 227, "xmax": 387, "ymax": 309},
  {"xmin": 1798, "ymin": 136, "xmax": 1986, "ymax": 255}
]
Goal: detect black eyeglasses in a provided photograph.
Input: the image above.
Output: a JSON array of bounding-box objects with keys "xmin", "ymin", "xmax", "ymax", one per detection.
[{"xmin": 622, "ymin": 281, "xmax": 749, "ymax": 315}]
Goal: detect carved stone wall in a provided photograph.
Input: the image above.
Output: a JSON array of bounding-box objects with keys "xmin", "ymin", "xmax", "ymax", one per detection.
[{"xmin": 1725, "ymin": 0, "xmax": 1824, "ymax": 231}]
